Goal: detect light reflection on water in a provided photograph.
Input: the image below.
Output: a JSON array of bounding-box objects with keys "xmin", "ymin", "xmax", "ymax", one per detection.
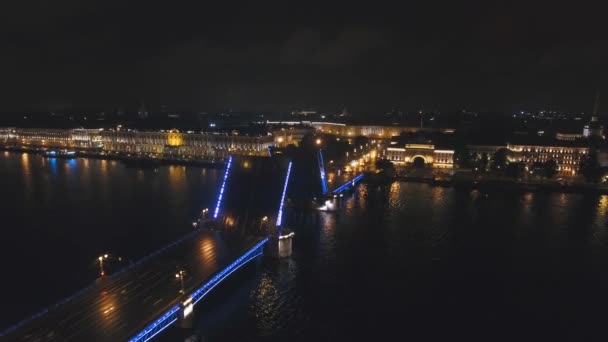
[
  {"xmin": 183, "ymin": 182, "xmax": 608, "ymax": 342},
  {"xmin": 0, "ymin": 152, "xmax": 221, "ymax": 328}
]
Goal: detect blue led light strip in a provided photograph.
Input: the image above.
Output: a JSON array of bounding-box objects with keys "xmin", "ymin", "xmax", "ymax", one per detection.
[
  {"xmin": 332, "ymin": 173, "xmax": 364, "ymax": 194},
  {"xmin": 192, "ymin": 238, "xmax": 267, "ymax": 305},
  {"xmin": 128, "ymin": 306, "xmax": 181, "ymax": 342},
  {"xmin": 213, "ymin": 156, "xmax": 233, "ymax": 219},
  {"xmin": 129, "ymin": 238, "xmax": 268, "ymax": 342},
  {"xmin": 318, "ymin": 150, "xmax": 328, "ymax": 195},
  {"xmin": 276, "ymin": 162, "xmax": 292, "ymax": 227}
]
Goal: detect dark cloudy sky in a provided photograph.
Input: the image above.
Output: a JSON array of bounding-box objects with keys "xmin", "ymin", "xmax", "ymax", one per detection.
[{"xmin": 1, "ymin": 1, "xmax": 606, "ymax": 113}]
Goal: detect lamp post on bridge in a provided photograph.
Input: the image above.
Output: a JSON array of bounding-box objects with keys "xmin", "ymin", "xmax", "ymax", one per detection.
[
  {"xmin": 175, "ymin": 269, "xmax": 186, "ymax": 294},
  {"xmin": 97, "ymin": 253, "xmax": 122, "ymax": 277},
  {"xmin": 98, "ymin": 254, "xmax": 108, "ymax": 277},
  {"xmin": 259, "ymin": 216, "xmax": 268, "ymax": 233}
]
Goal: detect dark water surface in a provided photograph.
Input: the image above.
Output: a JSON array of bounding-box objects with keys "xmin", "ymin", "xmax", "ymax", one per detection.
[
  {"xmin": 0, "ymin": 152, "xmax": 221, "ymax": 328},
  {"xmin": 2, "ymin": 151, "xmax": 608, "ymax": 341}
]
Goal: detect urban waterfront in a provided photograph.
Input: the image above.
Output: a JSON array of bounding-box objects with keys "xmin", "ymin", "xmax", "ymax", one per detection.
[{"xmin": 3, "ymin": 151, "xmax": 608, "ymax": 340}]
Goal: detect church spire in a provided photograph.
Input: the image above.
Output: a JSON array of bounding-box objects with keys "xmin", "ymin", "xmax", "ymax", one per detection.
[{"xmin": 592, "ymin": 91, "xmax": 600, "ymax": 121}]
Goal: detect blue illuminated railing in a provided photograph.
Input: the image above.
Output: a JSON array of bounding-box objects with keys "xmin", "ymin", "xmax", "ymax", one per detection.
[
  {"xmin": 0, "ymin": 229, "xmax": 202, "ymax": 338},
  {"xmin": 128, "ymin": 306, "xmax": 181, "ymax": 342},
  {"xmin": 128, "ymin": 238, "xmax": 268, "ymax": 342},
  {"xmin": 318, "ymin": 150, "xmax": 328, "ymax": 195},
  {"xmin": 191, "ymin": 238, "xmax": 268, "ymax": 305},
  {"xmin": 213, "ymin": 155, "xmax": 233, "ymax": 219},
  {"xmin": 276, "ymin": 162, "xmax": 292, "ymax": 227},
  {"xmin": 332, "ymin": 173, "xmax": 364, "ymax": 194}
]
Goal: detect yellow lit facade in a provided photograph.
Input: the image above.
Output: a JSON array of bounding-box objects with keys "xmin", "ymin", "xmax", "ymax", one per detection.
[
  {"xmin": 311, "ymin": 122, "xmax": 455, "ymax": 138},
  {"xmin": 1, "ymin": 127, "xmax": 274, "ymax": 159},
  {"xmin": 385, "ymin": 144, "xmax": 454, "ymax": 169}
]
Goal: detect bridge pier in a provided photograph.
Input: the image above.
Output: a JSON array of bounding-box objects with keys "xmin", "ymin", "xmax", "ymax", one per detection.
[
  {"xmin": 266, "ymin": 230, "xmax": 294, "ymax": 258},
  {"xmin": 178, "ymin": 297, "xmax": 195, "ymax": 329}
]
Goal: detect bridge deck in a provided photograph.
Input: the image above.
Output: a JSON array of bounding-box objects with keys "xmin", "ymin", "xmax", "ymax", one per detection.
[{"xmin": 2, "ymin": 230, "xmax": 263, "ymax": 342}]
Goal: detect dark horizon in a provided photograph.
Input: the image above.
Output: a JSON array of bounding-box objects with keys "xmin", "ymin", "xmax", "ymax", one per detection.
[{"xmin": 2, "ymin": 2, "xmax": 607, "ymax": 113}]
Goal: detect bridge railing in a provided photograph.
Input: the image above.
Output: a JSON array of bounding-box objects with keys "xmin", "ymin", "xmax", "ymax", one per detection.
[
  {"xmin": 128, "ymin": 306, "xmax": 181, "ymax": 342},
  {"xmin": 128, "ymin": 237, "xmax": 268, "ymax": 342},
  {"xmin": 332, "ymin": 173, "xmax": 364, "ymax": 194},
  {"xmin": 191, "ymin": 237, "xmax": 267, "ymax": 305}
]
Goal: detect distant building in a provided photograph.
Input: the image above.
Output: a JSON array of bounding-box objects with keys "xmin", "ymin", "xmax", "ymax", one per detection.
[
  {"xmin": 385, "ymin": 144, "xmax": 454, "ymax": 169},
  {"xmin": 0, "ymin": 128, "xmax": 274, "ymax": 159},
  {"xmin": 290, "ymin": 110, "xmax": 317, "ymax": 116},
  {"xmin": 311, "ymin": 122, "xmax": 454, "ymax": 138}
]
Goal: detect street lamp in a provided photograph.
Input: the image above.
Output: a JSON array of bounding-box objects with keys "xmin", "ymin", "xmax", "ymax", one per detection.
[
  {"xmin": 98, "ymin": 254, "xmax": 109, "ymax": 277},
  {"xmin": 259, "ymin": 216, "xmax": 268, "ymax": 232},
  {"xmin": 175, "ymin": 270, "xmax": 186, "ymax": 294},
  {"xmin": 316, "ymin": 138, "xmax": 322, "ymax": 145}
]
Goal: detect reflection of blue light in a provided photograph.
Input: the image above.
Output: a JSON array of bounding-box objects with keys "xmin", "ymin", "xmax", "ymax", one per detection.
[
  {"xmin": 129, "ymin": 238, "xmax": 268, "ymax": 342},
  {"xmin": 276, "ymin": 162, "xmax": 292, "ymax": 227},
  {"xmin": 213, "ymin": 156, "xmax": 232, "ymax": 219},
  {"xmin": 318, "ymin": 150, "xmax": 328, "ymax": 195},
  {"xmin": 68, "ymin": 159, "xmax": 76, "ymax": 169},
  {"xmin": 332, "ymin": 173, "xmax": 364, "ymax": 194},
  {"xmin": 49, "ymin": 158, "xmax": 57, "ymax": 173}
]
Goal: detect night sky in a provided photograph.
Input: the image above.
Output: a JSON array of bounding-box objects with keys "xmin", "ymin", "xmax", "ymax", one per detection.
[{"xmin": 1, "ymin": 1, "xmax": 606, "ymax": 113}]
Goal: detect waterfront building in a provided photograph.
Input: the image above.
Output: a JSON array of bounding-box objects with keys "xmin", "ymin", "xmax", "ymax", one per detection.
[
  {"xmin": 312, "ymin": 120, "xmax": 597, "ymax": 175},
  {"xmin": 385, "ymin": 144, "xmax": 454, "ymax": 169},
  {"xmin": 311, "ymin": 122, "xmax": 454, "ymax": 138},
  {"xmin": 0, "ymin": 128, "xmax": 274, "ymax": 159}
]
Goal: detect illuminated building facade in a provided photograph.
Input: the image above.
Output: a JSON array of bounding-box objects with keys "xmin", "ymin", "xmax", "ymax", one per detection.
[
  {"xmin": 311, "ymin": 122, "xmax": 454, "ymax": 138},
  {"xmin": 1, "ymin": 128, "xmax": 274, "ymax": 159},
  {"xmin": 467, "ymin": 142, "xmax": 589, "ymax": 175},
  {"xmin": 385, "ymin": 144, "xmax": 455, "ymax": 169}
]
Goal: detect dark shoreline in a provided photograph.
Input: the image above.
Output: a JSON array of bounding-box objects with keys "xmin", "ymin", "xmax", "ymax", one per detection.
[
  {"xmin": 0, "ymin": 145, "xmax": 227, "ymax": 168},
  {"xmin": 369, "ymin": 174, "xmax": 608, "ymax": 195}
]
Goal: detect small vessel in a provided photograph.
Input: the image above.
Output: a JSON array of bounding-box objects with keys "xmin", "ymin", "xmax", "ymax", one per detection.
[{"xmin": 45, "ymin": 149, "xmax": 77, "ymax": 159}]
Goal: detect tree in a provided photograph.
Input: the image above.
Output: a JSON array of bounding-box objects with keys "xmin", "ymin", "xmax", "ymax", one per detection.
[
  {"xmin": 375, "ymin": 159, "xmax": 396, "ymax": 178},
  {"xmin": 353, "ymin": 136, "xmax": 369, "ymax": 148},
  {"xmin": 579, "ymin": 152, "xmax": 603, "ymax": 183},
  {"xmin": 543, "ymin": 159, "xmax": 558, "ymax": 179},
  {"xmin": 375, "ymin": 158, "xmax": 394, "ymax": 171},
  {"xmin": 505, "ymin": 161, "xmax": 526, "ymax": 178},
  {"xmin": 480, "ymin": 152, "xmax": 489, "ymax": 171},
  {"xmin": 454, "ymin": 146, "xmax": 473, "ymax": 169},
  {"xmin": 491, "ymin": 148, "xmax": 509, "ymax": 171}
]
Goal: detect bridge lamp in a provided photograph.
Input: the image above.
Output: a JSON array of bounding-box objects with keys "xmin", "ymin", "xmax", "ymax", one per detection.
[
  {"xmin": 259, "ymin": 216, "xmax": 269, "ymax": 232},
  {"xmin": 316, "ymin": 138, "xmax": 322, "ymax": 145},
  {"xmin": 175, "ymin": 270, "xmax": 186, "ymax": 294},
  {"xmin": 98, "ymin": 255, "xmax": 108, "ymax": 277}
]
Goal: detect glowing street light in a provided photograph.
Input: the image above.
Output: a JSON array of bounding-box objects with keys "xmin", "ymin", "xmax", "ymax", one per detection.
[
  {"xmin": 98, "ymin": 254, "xmax": 109, "ymax": 277},
  {"xmin": 316, "ymin": 138, "xmax": 322, "ymax": 145},
  {"xmin": 175, "ymin": 270, "xmax": 186, "ymax": 294},
  {"xmin": 259, "ymin": 216, "xmax": 268, "ymax": 232}
]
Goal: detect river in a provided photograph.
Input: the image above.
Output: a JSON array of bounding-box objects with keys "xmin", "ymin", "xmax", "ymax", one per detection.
[{"xmin": 2, "ymin": 151, "xmax": 608, "ymax": 341}]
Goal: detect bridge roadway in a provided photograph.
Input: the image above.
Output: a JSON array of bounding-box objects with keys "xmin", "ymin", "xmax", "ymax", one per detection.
[{"xmin": 2, "ymin": 230, "xmax": 265, "ymax": 342}]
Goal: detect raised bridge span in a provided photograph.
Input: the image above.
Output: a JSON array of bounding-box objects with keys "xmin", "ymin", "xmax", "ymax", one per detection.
[{"xmin": 1, "ymin": 155, "xmax": 292, "ymax": 342}]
